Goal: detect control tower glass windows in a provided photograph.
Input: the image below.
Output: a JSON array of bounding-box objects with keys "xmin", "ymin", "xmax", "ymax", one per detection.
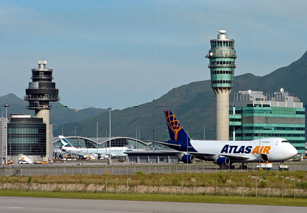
[
  {"xmin": 210, "ymin": 41, "xmax": 235, "ymax": 50},
  {"xmin": 212, "ymin": 71, "xmax": 233, "ymax": 75}
]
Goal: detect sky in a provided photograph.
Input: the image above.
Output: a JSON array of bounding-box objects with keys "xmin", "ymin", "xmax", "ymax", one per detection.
[{"xmin": 0, "ymin": 0, "xmax": 307, "ymax": 110}]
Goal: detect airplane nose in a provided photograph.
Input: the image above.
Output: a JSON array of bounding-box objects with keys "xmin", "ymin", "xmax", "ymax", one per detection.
[{"xmin": 290, "ymin": 146, "xmax": 298, "ymax": 158}]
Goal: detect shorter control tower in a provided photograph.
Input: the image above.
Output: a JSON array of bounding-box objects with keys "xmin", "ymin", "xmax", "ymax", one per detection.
[
  {"xmin": 24, "ymin": 61, "xmax": 59, "ymax": 160},
  {"xmin": 206, "ymin": 30, "xmax": 237, "ymax": 140}
]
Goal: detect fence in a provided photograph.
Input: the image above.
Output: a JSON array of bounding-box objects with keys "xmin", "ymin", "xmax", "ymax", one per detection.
[{"xmin": 1, "ymin": 173, "xmax": 307, "ymax": 198}]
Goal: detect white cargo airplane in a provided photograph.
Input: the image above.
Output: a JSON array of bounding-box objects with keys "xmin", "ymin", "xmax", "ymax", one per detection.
[
  {"xmin": 155, "ymin": 111, "xmax": 297, "ymax": 167},
  {"xmin": 59, "ymin": 135, "xmax": 129, "ymax": 158}
]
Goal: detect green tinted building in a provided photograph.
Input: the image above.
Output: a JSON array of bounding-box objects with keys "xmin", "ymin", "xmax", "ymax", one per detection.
[{"xmin": 229, "ymin": 89, "xmax": 305, "ymax": 155}]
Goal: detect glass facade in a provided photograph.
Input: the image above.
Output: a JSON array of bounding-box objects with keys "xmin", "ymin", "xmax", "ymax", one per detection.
[
  {"xmin": 7, "ymin": 117, "xmax": 46, "ymax": 156},
  {"xmin": 229, "ymin": 107, "xmax": 305, "ymax": 154},
  {"xmin": 207, "ymin": 31, "xmax": 237, "ymax": 89}
]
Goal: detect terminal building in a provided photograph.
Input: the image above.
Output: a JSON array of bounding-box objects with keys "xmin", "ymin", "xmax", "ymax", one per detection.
[
  {"xmin": 52, "ymin": 136, "xmax": 179, "ymax": 163},
  {"xmin": 7, "ymin": 114, "xmax": 47, "ymax": 162},
  {"xmin": 0, "ymin": 114, "xmax": 48, "ymax": 163},
  {"xmin": 53, "ymin": 136, "xmax": 150, "ymax": 151},
  {"xmin": 229, "ymin": 88, "xmax": 305, "ymax": 155},
  {"xmin": 0, "ymin": 117, "xmax": 6, "ymax": 164}
]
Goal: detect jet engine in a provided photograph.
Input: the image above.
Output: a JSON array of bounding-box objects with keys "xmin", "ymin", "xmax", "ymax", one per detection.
[
  {"xmin": 180, "ymin": 154, "xmax": 195, "ymax": 164},
  {"xmin": 214, "ymin": 157, "xmax": 230, "ymax": 166}
]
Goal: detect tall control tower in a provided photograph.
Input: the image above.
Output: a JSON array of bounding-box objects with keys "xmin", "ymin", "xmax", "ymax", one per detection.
[
  {"xmin": 24, "ymin": 61, "xmax": 59, "ymax": 160},
  {"xmin": 206, "ymin": 30, "xmax": 237, "ymax": 140}
]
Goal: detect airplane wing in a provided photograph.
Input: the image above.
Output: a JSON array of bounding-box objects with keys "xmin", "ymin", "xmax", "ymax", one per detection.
[
  {"xmin": 152, "ymin": 141, "xmax": 250, "ymax": 162},
  {"xmin": 150, "ymin": 141, "xmax": 181, "ymax": 149},
  {"xmin": 219, "ymin": 154, "xmax": 250, "ymax": 160},
  {"xmin": 187, "ymin": 152, "xmax": 216, "ymax": 157},
  {"xmin": 183, "ymin": 152, "xmax": 250, "ymax": 162}
]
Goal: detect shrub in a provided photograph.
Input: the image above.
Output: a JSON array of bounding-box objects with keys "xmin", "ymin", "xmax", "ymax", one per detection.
[
  {"xmin": 245, "ymin": 181, "xmax": 251, "ymax": 188},
  {"xmin": 135, "ymin": 171, "xmax": 144, "ymax": 175},
  {"xmin": 172, "ymin": 178, "xmax": 179, "ymax": 186},
  {"xmin": 294, "ymin": 171, "xmax": 304, "ymax": 179},
  {"xmin": 296, "ymin": 181, "xmax": 307, "ymax": 189},
  {"xmin": 140, "ymin": 178, "xmax": 145, "ymax": 185},
  {"xmin": 206, "ymin": 179, "xmax": 214, "ymax": 186},
  {"xmin": 259, "ymin": 180, "xmax": 267, "ymax": 188}
]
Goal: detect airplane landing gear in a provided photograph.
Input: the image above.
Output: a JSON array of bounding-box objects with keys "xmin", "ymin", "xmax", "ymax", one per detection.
[{"xmin": 239, "ymin": 163, "xmax": 248, "ymax": 170}]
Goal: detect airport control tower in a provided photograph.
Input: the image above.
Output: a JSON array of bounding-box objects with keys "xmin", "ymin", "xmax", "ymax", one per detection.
[
  {"xmin": 206, "ymin": 30, "xmax": 237, "ymax": 140},
  {"xmin": 24, "ymin": 61, "xmax": 59, "ymax": 159}
]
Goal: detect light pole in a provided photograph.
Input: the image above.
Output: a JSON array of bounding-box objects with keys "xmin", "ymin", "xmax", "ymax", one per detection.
[
  {"xmin": 96, "ymin": 119, "xmax": 99, "ymax": 158},
  {"xmin": 9, "ymin": 128, "xmax": 11, "ymax": 175},
  {"xmin": 135, "ymin": 125, "xmax": 138, "ymax": 140},
  {"xmin": 259, "ymin": 130, "xmax": 261, "ymax": 166},
  {"xmin": 108, "ymin": 108, "xmax": 112, "ymax": 161},
  {"xmin": 4, "ymin": 104, "xmax": 8, "ymax": 164},
  {"xmin": 138, "ymin": 126, "xmax": 140, "ymax": 149},
  {"xmin": 62, "ymin": 125, "xmax": 64, "ymax": 136},
  {"xmin": 204, "ymin": 125, "xmax": 206, "ymax": 140},
  {"xmin": 138, "ymin": 126, "xmax": 140, "ymax": 142},
  {"xmin": 135, "ymin": 125, "xmax": 139, "ymax": 149},
  {"xmin": 74, "ymin": 127, "xmax": 77, "ymax": 136},
  {"xmin": 187, "ymin": 130, "xmax": 189, "ymax": 173}
]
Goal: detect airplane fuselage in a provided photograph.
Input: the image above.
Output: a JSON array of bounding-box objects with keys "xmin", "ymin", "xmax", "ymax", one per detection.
[
  {"xmin": 172, "ymin": 138, "xmax": 297, "ymax": 163},
  {"xmin": 62, "ymin": 147, "xmax": 128, "ymax": 157}
]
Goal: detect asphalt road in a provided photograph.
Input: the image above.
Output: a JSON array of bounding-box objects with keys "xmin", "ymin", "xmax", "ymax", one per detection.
[
  {"xmin": 1, "ymin": 161, "xmax": 307, "ymax": 176},
  {"xmin": 0, "ymin": 196, "xmax": 306, "ymax": 213}
]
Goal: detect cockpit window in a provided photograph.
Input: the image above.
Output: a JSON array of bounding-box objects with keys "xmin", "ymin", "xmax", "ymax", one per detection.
[{"xmin": 282, "ymin": 140, "xmax": 288, "ymax": 143}]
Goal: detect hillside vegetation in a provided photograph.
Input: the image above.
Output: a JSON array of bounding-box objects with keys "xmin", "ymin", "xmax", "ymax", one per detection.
[{"xmin": 54, "ymin": 51, "xmax": 307, "ymax": 141}]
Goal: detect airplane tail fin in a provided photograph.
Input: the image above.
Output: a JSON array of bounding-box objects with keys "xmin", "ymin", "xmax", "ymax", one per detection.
[
  {"xmin": 59, "ymin": 135, "xmax": 74, "ymax": 148},
  {"xmin": 164, "ymin": 110, "xmax": 191, "ymax": 142}
]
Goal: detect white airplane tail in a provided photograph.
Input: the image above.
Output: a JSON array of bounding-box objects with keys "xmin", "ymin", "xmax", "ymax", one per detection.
[{"xmin": 59, "ymin": 135, "xmax": 75, "ymax": 148}]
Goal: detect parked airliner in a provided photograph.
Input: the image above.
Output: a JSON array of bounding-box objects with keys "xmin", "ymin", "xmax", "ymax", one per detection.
[
  {"xmin": 59, "ymin": 135, "xmax": 129, "ymax": 158},
  {"xmin": 156, "ymin": 110, "xmax": 297, "ymax": 167}
]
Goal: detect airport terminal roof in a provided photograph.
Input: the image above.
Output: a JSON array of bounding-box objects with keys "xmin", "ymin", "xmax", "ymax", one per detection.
[{"xmin": 53, "ymin": 136, "xmax": 150, "ymax": 146}]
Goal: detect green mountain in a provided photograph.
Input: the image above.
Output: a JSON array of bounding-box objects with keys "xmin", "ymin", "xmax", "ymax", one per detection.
[
  {"xmin": 0, "ymin": 93, "xmax": 107, "ymax": 130},
  {"xmin": 5, "ymin": 52, "xmax": 306, "ymax": 140},
  {"xmin": 254, "ymin": 51, "xmax": 307, "ymax": 101},
  {"xmin": 53, "ymin": 51, "xmax": 307, "ymax": 140}
]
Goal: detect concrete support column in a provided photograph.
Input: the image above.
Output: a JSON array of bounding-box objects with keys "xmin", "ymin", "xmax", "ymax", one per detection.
[
  {"xmin": 216, "ymin": 92, "xmax": 229, "ymax": 140},
  {"xmin": 232, "ymin": 106, "xmax": 235, "ymax": 141},
  {"xmin": 36, "ymin": 109, "xmax": 50, "ymax": 160},
  {"xmin": 49, "ymin": 124, "xmax": 53, "ymax": 159},
  {"xmin": 233, "ymin": 127, "xmax": 235, "ymax": 141}
]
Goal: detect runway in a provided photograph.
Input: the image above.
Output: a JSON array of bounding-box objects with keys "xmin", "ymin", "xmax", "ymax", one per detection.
[{"xmin": 0, "ymin": 197, "xmax": 306, "ymax": 213}]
